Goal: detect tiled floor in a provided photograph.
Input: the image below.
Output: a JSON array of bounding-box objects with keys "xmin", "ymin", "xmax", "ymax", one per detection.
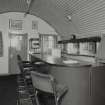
[
  {"xmin": 17, "ymin": 74, "xmax": 34, "ymax": 105},
  {"xmin": 0, "ymin": 75, "xmax": 17, "ymax": 105}
]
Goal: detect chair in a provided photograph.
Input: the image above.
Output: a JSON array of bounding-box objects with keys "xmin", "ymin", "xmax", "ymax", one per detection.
[
  {"xmin": 17, "ymin": 54, "xmax": 49, "ymax": 74},
  {"xmin": 31, "ymin": 71, "xmax": 68, "ymax": 105},
  {"xmin": 17, "ymin": 55, "xmax": 34, "ymax": 72}
]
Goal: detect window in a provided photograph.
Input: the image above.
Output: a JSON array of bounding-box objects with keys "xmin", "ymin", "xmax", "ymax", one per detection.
[
  {"xmin": 79, "ymin": 42, "xmax": 96, "ymax": 56},
  {"xmin": 9, "ymin": 19, "xmax": 23, "ymax": 30},
  {"xmin": 67, "ymin": 43, "xmax": 79, "ymax": 54}
]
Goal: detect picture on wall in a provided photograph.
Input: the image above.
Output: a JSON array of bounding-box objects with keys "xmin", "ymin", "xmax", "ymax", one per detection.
[
  {"xmin": 0, "ymin": 31, "xmax": 3, "ymax": 57},
  {"xmin": 29, "ymin": 38, "xmax": 40, "ymax": 49},
  {"xmin": 9, "ymin": 19, "xmax": 23, "ymax": 30}
]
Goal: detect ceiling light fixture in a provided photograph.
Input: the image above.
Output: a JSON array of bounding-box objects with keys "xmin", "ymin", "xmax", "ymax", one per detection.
[
  {"xmin": 24, "ymin": 0, "xmax": 34, "ymax": 17},
  {"xmin": 26, "ymin": 0, "xmax": 32, "ymax": 6},
  {"xmin": 67, "ymin": 15, "xmax": 72, "ymax": 21}
]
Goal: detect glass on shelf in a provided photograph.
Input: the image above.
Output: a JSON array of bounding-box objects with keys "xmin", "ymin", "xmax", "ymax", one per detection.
[
  {"xmin": 67, "ymin": 43, "xmax": 79, "ymax": 54},
  {"xmin": 79, "ymin": 42, "xmax": 96, "ymax": 56}
]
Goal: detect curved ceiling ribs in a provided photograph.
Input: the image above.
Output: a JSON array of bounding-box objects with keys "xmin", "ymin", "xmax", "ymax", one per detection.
[{"xmin": 0, "ymin": 0, "xmax": 105, "ymax": 37}]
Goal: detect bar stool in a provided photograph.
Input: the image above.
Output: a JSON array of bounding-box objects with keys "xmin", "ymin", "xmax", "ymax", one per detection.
[
  {"xmin": 17, "ymin": 55, "xmax": 37, "ymax": 105},
  {"xmin": 31, "ymin": 71, "xmax": 68, "ymax": 105}
]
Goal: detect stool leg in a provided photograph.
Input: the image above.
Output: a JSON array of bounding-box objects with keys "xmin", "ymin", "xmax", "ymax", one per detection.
[{"xmin": 35, "ymin": 91, "xmax": 40, "ymax": 105}]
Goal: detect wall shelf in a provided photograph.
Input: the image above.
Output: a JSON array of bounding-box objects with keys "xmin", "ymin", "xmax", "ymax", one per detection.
[
  {"xmin": 58, "ymin": 36, "xmax": 101, "ymax": 44},
  {"xmin": 58, "ymin": 36, "xmax": 101, "ymax": 57}
]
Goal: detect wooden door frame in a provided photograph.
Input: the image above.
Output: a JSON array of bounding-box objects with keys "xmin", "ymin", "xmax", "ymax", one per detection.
[
  {"xmin": 39, "ymin": 34, "xmax": 58, "ymax": 58},
  {"xmin": 8, "ymin": 32, "xmax": 28, "ymax": 74}
]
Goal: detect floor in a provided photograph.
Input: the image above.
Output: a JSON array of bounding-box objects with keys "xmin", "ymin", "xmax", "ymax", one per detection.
[
  {"xmin": 0, "ymin": 75, "xmax": 17, "ymax": 105},
  {"xmin": 17, "ymin": 74, "xmax": 55, "ymax": 105}
]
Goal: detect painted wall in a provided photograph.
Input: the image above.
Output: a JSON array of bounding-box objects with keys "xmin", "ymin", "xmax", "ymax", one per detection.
[
  {"xmin": 0, "ymin": 12, "xmax": 57, "ymax": 74},
  {"xmin": 96, "ymin": 35, "xmax": 105, "ymax": 63}
]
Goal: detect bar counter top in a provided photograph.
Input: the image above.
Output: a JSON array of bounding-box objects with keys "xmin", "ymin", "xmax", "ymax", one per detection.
[{"xmin": 31, "ymin": 54, "xmax": 92, "ymax": 67}]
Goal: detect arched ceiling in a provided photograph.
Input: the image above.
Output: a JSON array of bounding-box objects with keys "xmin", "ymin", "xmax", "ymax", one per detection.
[{"xmin": 0, "ymin": 0, "xmax": 105, "ymax": 37}]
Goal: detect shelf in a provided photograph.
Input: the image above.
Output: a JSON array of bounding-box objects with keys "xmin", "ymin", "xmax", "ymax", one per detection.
[{"xmin": 58, "ymin": 36, "xmax": 101, "ymax": 44}]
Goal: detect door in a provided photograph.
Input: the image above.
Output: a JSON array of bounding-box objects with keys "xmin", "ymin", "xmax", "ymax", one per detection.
[
  {"xmin": 9, "ymin": 33, "xmax": 28, "ymax": 74},
  {"xmin": 91, "ymin": 66, "xmax": 105, "ymax": 105},
  {"xmin": 51, "ymin": 66, "xmax": 90, "ymax": 105}
]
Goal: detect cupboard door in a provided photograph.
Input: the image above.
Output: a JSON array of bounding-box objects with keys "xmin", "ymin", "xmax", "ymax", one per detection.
[
  {"xmin": 51, "ymin": 66, "xmax": 90, "ymax": 105},
  {"xmin": 51, "ymin": 66, "xmax": 72, "ymax": 105},
  {"xmin": 91, "ymin": 66, "xmax": 105, "ymax": 105},
  {"xmin": 71, "ymin": 68, "xmax": 90, "ymax": 105}
]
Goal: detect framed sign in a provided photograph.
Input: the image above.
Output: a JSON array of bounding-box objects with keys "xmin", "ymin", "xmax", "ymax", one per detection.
[{"xmin": 29, "ymin": 38, "xmax": 40, "ymax": 49}]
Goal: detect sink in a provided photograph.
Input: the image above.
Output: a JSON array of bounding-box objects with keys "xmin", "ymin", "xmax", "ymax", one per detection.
[{"xmin": 63, "ymin": 60, "xmax": 78, "ymax": 64}]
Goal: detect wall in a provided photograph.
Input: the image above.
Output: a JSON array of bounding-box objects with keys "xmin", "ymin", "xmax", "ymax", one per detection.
[
  {"xmin": 0, "ymin": 12, "xmax": 57, "ymax": 74},
  {"xmin": 96, "ymin": 35, "xmax": 105, "ymax": 63}
]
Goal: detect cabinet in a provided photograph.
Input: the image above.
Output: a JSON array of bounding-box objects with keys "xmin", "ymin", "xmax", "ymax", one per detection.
[
  {"xmin": 90, "ymin": 65, "xmax": 105, "ymax": 105},
  {"xmin": 51, "ymin": 64, "xmax": 105, "ymax": 105},
  {"xmin": 51, "ymin": 65, "xmax": 90, "ymax": 105}
]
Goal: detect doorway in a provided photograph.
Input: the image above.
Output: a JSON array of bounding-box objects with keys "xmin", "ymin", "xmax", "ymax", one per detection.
[
  {"xmin": 8, "ymin": 33, "xmax": 28, "ymax": 74},
  {"xmin": 39, "ymin": 34, "xmax": 57, "ymax": 58}
]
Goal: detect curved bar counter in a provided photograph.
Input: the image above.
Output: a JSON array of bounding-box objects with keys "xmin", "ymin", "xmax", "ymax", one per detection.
[{"xmin": 31, "ymin": 55, "xmax": 105, "ymax": 105}]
